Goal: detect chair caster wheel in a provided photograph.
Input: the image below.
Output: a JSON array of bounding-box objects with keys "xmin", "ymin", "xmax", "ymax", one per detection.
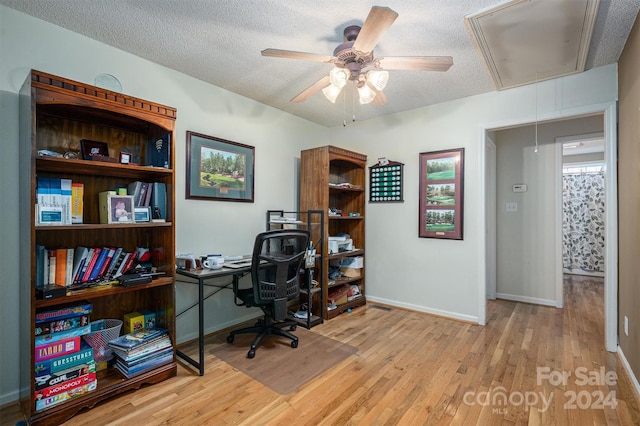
[
  {"xmin": 247, "ymin": 349, "xmax": 255, "ymax": 358},
  {"xmin": 290, "ymin": 325, "xmax": 297, "ymax": 331},
  {"xmin": 291, "ymin": 340, "xmax": 298, "ymax": 348},
  {"xmin": 227, "ymin": 335, "xmax": 234, "ymax": 343}
]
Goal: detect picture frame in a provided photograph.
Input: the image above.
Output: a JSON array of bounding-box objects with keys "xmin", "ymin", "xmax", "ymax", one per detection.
[
  {"xmin": 134, "ymin": 206, "xmax": 151, "ymax": 222},
  {"xmin": 80, "ymin": 139, "xmax": 109, "ymax": 160},
  {"xmin": 107, "ymin": 195, "xmax": 135, "ymax": 224},
  {"xmin": 185, "ymin": 131, "xmax": 255, "ymax": 202},
  {"xmin": 119, "ymin": 151, "xmax": 133, "ymax": 164},
  {"xmin": 369, "ymin": 159, "xmax": 404, "ymax": 203},
  {"xmin": 419, "ymin": 148, "xmax": 464, "ymax": 240}
]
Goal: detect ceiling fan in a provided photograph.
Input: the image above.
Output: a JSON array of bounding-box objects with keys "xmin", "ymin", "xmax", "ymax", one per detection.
[{"xmin": 262, "ymin": 6, "xmax": 453, "ymax": 106}]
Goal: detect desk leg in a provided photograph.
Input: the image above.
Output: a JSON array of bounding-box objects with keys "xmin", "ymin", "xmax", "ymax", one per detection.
[{"xmin": 198, "ymin": 276, "xmax": 204, "ymax": 375}]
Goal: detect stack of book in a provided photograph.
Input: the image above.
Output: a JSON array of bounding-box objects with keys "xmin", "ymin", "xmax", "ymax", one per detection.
[
  {"xmin": 108, "ymin": 329, "xmax": 173, "ymax": 379},
  {"xmin": 34, "ymin": 303, "xmax": 96, "ymax": 412},
  {"xmin": 36, "ymin": 177, "xmax": 83, "ymax": 225},
  {"xmin": 35, "ymin": 245, "xmax": 137, "ymax": 289}
]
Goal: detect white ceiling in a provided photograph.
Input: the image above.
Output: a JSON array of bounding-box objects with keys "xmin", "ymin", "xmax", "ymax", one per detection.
[{"xmin": 1, "ymin": 0, "xmax": 638, "ymax": 128}]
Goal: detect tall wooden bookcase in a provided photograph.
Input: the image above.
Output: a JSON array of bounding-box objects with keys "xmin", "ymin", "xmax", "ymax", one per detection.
[
  {"xmin": 19, "ymin": 70, "xmax": 177, "ymax": 425},
  {"xmin": 299, "ymin": 146, "xmax": 367, "ymax": 319}
]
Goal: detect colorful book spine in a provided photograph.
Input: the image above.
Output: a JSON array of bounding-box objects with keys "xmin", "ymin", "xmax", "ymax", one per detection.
[
  {"xmin": 35, "ymin": 336, "xmax": 81, "ymax": 362},
  {"xmin": 71, "ymin": 182, "xmax": 84, "ymax": 224}
]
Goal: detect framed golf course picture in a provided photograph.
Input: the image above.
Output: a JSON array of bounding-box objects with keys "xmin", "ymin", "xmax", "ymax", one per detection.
[{"xmin": 418, "ymin": 148, "xmax": 464, "ymax": 240}]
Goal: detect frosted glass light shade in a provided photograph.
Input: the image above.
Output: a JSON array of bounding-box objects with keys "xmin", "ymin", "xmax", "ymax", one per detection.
[
  {"xmin": 322, "ymin": 84, "xmax": 343, "ymax": 103},
  {"xmin": 358, "ymin": 84, "xmax": 377, "ymax": 104},
  {"xmin": 329, "ymin": 67, "xmax": 349, "ymax": 89},
  {"xmin": 367, "ymin": 70, "xmax": 389, "ymax": 90}
]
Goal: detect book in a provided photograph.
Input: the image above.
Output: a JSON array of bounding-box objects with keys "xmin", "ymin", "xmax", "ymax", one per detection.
[
  {"xmin": 35, "ymin": 324, "xmax": 91, "ymax": 346},
  {"xmin": 35, "ymin": 314, "xmax": 91, "ymax": 336},
  {"xmin": 81, "ymin": 247, "xmax": 102, "ymax": 282},
  {"xmin": 119, "ymin": 251, "xmax": 137, "ymax": 276},
  {"xmin": 36, "ymin": 302, "xmax": 93, "ymax": 324},
  {"xmin": 60, "ymin": 178, "xmax": 72, "ymax": 224},
  {"xmin": 146, "ymin": 133, "xmax": 170, "ymax": 168},
  {"xmin": 36, "ymin": 245, "xmax": 46, "ymax": 288},
  {"xmin": 35, "ymin": 361, "xmax": 96, "ymax": 390},
  {"xmin": 111, "ymin": 335, "xmax": 172, "ymax": 362},
  {"xmin": 137, "ymin": 182, "xmax": 149, "ymax": 207},
  {"xmin": 71, "ymin": 246, "xmax": 90, "ymax": 284},
  {"xmin": 54, "ymin": 248, "xmax": 67, "ymax": 286},
  {"xmin": 103, "ymin": 247, "xmax": 123, "ymax": 279},
  {"xmin": 113, "ymin": 349, "xmax": 173, "ymax": 379},
  {"xmin": 77, "ymin": 247, "xmax": 95, "ymax": 283},
  {"xmin": 143, "ymin": 182, "xmax": 153, "ymax": 206},
  {"xmin": 151, "ymin": 182, "xmax": 166, "ymax": 220},
  {"xmin": 71, "ymin": 182, "xmax": 84, "ymax": 224},
  {"xmin": 88, "ymin": 247, "xmax": 109, "ymax": 281},
  {"xmin": 48, "ymin": 251, "xmax": 56, "ymax": 285},
  {"xmin": 108, "ymin": 328, "xmax": 168, "ymax": 350},
  {"xmin": 35, "ymin": 336, "xmax": 82, "ymax": 362},
  {"xmin": 127, "ymin": 181, "xmax": 143, "ymax": 206},
  {"xmin": 65, "ymin": 248, "xmax": 74, "ymax": 285}
]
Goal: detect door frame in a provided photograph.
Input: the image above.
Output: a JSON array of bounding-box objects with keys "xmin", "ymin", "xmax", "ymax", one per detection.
[{"xmin": 479, "ymin": 101, "xmax": 617, "ymax": 352}]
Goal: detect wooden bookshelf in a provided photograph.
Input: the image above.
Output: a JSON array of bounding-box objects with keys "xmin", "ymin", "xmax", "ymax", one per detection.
[{"xmin": 19, "ymin": 70, "xmax": 177, "ymax": 425}]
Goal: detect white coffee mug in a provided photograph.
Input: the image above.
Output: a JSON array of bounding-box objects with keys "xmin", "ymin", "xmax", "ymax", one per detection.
[{"xmin": 203, "ymin": 255, "xmax": 224, "ymax": 270}]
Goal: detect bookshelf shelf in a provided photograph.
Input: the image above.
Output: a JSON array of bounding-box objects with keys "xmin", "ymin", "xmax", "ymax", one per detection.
[{"xmin": 20, "ymin": 70, "xmax": 177, "ymax": 425}]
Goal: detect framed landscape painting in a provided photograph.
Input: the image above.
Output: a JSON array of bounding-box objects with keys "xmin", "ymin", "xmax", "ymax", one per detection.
[
  {"xmin": 419, "ymin": 148, "xmax": 464, "ymax": 239},
  {"xmin": 186, "ymin": 131, "xmax": 255, "ymax": 202}
]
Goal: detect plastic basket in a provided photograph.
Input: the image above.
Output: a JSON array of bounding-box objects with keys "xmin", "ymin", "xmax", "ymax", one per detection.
[{"xmin": 82, "ymin": 319, "xmax": 123, "ymax": 362}]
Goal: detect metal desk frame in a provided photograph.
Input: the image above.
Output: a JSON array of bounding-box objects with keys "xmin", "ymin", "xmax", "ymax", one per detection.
[{"xmin": 175, "ymin": 266, "xmax": 250, "ymax": 375}]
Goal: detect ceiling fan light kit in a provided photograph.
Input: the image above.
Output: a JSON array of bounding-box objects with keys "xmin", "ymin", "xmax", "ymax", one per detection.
[{"xmin": 261, "ymin": 6, "xmax": 453, "ymax": 108}]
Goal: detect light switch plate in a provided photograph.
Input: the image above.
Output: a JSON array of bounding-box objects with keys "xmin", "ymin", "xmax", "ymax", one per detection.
[{"xmin": 506, "ymin": 202, "xmax": 518, "ymax": 212}]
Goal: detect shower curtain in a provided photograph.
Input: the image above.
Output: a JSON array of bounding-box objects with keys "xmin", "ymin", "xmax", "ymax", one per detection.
[{"xmin": 562, "ymin": 171, "xmax": 605, "ymax": 273}]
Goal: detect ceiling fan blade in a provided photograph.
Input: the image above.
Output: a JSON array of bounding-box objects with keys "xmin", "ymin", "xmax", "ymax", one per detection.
[
  {"xmin": 291, "ymin": 75, "xmax": 331, "ymax": 103},
  {"xmin": 353, "ymin": 6, "xmax": 398, "ymax": 55},
  {"xmin": 262, "ymin": 48, "xmax": 335, "ymax": 63},
  {"xmin": 372, "ymin": 90, "xmax": 388, "ymax": 106},
  {"xmin": 375, "ymin": 56, "xmax": 453, "ymax": 72}
]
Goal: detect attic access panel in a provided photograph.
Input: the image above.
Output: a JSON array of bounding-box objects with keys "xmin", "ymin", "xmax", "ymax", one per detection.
[{"xmin": 465, "ymin": 0, "xmax": 599, "ymax": 89}]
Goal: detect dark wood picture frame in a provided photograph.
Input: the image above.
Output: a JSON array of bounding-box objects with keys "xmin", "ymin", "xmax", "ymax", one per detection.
[
  {"xmin": 80, "ymin": 139, "xmax": 109, "ymax": 160},
  {"xmin": 185, "ymin": 131, "xmax": 255, "ymax": 202},
  {"xmin": 419, "ymin": 148, "xmax": 464, "ymax": 240}
]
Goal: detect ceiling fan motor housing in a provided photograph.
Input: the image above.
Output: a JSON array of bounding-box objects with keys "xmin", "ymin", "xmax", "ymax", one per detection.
[{"xmin": 333, "ymin": 25, "xmax": 373, "ymax": 81}]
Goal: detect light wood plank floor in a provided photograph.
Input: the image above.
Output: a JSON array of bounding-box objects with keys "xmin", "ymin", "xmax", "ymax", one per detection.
[{"xmin": 3, "ymin": 276, "xmax": 640, "ymax": 425}]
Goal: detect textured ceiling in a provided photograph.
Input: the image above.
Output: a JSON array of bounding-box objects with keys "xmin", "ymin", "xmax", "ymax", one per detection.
[{"xmin": 1, "ymin": 0, "xmax": 638, "ymax": 127}]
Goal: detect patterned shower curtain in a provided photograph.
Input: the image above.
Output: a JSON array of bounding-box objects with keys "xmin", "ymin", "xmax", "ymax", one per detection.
[{"xmin": 562, "ymin": 171, "xmax": 605, "ymax": 272}]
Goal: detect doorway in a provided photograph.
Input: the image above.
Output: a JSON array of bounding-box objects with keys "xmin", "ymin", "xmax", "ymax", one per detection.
[{"xmin": 481, "ymin": 104, "xmax": 617, "ymax": 352}]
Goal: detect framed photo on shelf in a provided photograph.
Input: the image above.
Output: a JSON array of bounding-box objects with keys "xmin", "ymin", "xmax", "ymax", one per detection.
[
  {"xmin": 419, "ymin": 148, "xmax": 464, "ymax": 240},
  {"xmin": 108, "ymin": 195, "xmax": 135, "ymax": 224},
  {"xmin": 80, "ymin": 139, "xmax": 109, "ymax": 160},
  {"xmin": 119, "ymin": 151, "xmax": 133, "ymax": 164},
  {"xmin": 134, "ymin": 206, "xmax": 151, "ymax": 222},
  {"xmin": 185, "ymin": 131, "xmax": 255, "ymax": 202}
]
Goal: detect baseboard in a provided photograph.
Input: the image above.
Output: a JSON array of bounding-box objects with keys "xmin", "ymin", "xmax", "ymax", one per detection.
[
  {"xmin": 176, "ymin": 311, "xmax": 262, "ymax": 345},
  {"xmin": 0, "ymin": 388, "xmax": 20, "ymax": 409},
  {"xmin": 617, "ymin": 346, "xmax": 640, "ymax": 405},
  {"xmin": 366, "ymin": 296, "xmax": 479, "ymax": 324},
  {"xmin": 495, "ymin": 292, "xmax": 557, "ymax": 307}
]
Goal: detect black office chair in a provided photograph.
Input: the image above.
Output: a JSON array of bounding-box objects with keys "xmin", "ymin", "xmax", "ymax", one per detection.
[{"xmin": 227, "ymin": 229, "xmax": 310, "ymax": 358}]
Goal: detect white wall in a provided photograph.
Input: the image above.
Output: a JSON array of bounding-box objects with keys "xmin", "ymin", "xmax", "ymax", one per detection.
[
  {"xmin": 324, "ymin": 65, "xmax": 617, "ymax": 322},
  {"xmin": 0, "ymin": 3, "xmax": 620, "ymax": 406}
]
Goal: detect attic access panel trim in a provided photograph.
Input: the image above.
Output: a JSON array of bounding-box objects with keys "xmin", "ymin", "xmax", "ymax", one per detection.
[{"xmin": 465, "ymin": 0, "xmax": 600, "ymax": 90}]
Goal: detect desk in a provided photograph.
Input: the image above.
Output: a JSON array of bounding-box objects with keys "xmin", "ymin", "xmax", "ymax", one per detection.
[{"xmin": 175, "ymin": 266, "xmax": 251, "ymax": 375}]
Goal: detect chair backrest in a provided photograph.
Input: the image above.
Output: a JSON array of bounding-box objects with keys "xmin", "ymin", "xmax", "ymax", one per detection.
[{"xmin": 251, "ymin": 229, "xmax": 310, "ymax": 320}]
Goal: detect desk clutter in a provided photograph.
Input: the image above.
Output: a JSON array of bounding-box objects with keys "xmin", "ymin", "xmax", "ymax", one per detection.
[{"xmin": 176, "ymin": 253, "xmax": 251, "ymax": 271}]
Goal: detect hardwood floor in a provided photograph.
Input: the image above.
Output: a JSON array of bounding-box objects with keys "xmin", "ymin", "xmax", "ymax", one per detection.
[{"xmin": 3, "ymin": 276, "xmax": 639, "ymax": 425}]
